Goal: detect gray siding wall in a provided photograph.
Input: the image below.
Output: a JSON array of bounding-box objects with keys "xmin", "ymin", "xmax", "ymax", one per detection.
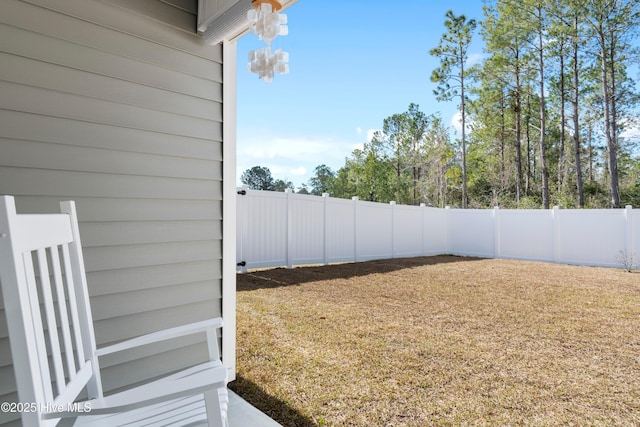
[
  {"xmin": 0, "ymin": 0, "xmax": 225, "ymax": 423},
  {"xmin": 105, "ymin": 0, "xmax": 198, "ymax": 33}
]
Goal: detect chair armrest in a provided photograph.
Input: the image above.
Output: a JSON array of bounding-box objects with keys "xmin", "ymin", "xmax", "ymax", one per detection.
[
  {"xmin": 44, "ymin": 361, "xmax": 227, "ymax": 419},
  {"xmin": 96, "ymin": 317, "xmax": 223, "ymax": 357}
]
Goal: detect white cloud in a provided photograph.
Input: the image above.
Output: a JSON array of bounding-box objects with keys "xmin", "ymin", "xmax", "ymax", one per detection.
[
  {"xmin": 451, "ymin": 111, "xmax": 463, "ymax": 135},
  {"xmin": 367, "ymin": 129, "xmax": 382, "ymax": 142},
  {"xmin": 356, "ymin": 127, "xmax": 363, "ymax": 135},
  {"xmin": 620, "ymin": 118, "xmax": 640, "ymax": 141},
  {"xmin": 270, "ymin": 166, "xmax": 285, "ymax": 176},
  {"xmin": 237, "ymin": 133, "xmax": 361, "ymax": 188},
  {"xmin": 290, "ymin": 166, "xmax": 307, "ymax": 176},
  {"xmin": 241, "ymin": 135, "xmax": 354, "ymax": 163},
  {"xmin": 450, "ymin": 111, "xmax": 473, "ymax": 136},
  {"xmin": 466, "ymin": 52, "xmax": 484, "ymax": 67},
  {"xmin": 621, "ymin": 128, "xmax": 640, "ymax": 139}
]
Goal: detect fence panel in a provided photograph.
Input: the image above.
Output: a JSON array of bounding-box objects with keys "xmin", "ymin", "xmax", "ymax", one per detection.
[
  {"xmin": 393, "ymin": 204, "xmax": 424, "ymax": 258},
  {"xmin": 290, "ymin": 192, "xmax": 325, "ymax": 266},
  {"xmin": 238, "ymin": 189, "xmax": 287, "ymax": 269},
  {"xmin": 326, "ymin": 197, "xmax": 356, "ymax": 263},
  {"xmin": 556, "ymin": 209, "xmax": 627, "ymax": 267},
  {"xmin": 355, "ymin": 200, "xmax": 393, "ymax": 261},
  {"xmin": 449, "ymin": 209, "xmax": 494, "ymax": 257},
  {"xmin": 498, "ymin": 209, "xmax": 554, "ymax": 262},
  {"xmin": 422, "ymin": 207, "xmax": 448, "ymax": 255},
  {"xmin": 237, "ymin": 189, "xmax": 636, "ymax": 271}
]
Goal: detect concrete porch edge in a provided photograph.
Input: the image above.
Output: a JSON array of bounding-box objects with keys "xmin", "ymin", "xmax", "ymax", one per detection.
[{"xmin": 228, "ymin": 390, "xmax": 282, "ymax": 427}]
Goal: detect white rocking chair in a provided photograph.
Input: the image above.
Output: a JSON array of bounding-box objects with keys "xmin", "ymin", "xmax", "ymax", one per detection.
[{"xmin": 0, "ymin": 196, "xmax": 229, "ymax": 427}]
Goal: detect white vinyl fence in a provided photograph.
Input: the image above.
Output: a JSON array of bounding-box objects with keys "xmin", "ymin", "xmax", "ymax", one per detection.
[{"xmin": 236, "ymin": 188, "xmax": 639, "ymax": 271}]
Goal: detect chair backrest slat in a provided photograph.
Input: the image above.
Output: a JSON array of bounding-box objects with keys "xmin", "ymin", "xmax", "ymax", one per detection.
[
  {"xmin": 50, "ymin": 245, "xmax": 78, "ymax": 380},
  {"xmin": 35, "ymin": 248, "xmax": 66, "ymax": 395},
  {"xmin": 61, "ymin": 242, "xmax": 86, "ymax": 366},
  {"xmin": 60, "ymin": 200, "xmax": 102, "ymax": 400},
  {"xmin": 21, "ymin": 250, "xmax": 55, "ymax": 403}
]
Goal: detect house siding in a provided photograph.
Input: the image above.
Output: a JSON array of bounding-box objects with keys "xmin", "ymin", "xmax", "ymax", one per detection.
[
  {"xmin": 104, "ymin": 0, "xmax": 198, "ymax": 33},
  {"xmin": 0, "ymin": 0, "xmax": 226, "ymax": 423}
]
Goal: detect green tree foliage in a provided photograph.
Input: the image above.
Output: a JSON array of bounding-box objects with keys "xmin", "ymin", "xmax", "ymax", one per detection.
[
  {"xmin": 480, "ymin": 0, "xmax": 536, "ymax": 205},
  {"xmin": 308, "ymin": 164, "xmax": 336, "ymax": 195},
  {"xmin": 345, "ymin": 135, "xmax": 396, "ymax": 203},
  {"xmin": 545, "ymin": 0, "xmax": 588, "ymax": 206},
  {"xmin": 420, "ymin": 114, "xmax": 458, "ymax": 207},
  {"xmin": 620, "ymin": 157, "xmax": 640, "ymax": 207},
  {"xmin": 581, "ymin": 0, "xmax": 640, "ymax": 207},
  {"xmin": 248, "ymin": 1, "xmax": 640, "ymax": 210},
  {"xmin": 469, "ymin": 0, "xmax": 639, "ymax": 208},
  {"xmin": 273, "ymin": 178, "xmax": 295, "ymax": 192},
  {"xmin": 430, "ymin": 10, "xmax": 477, "ymax": 208},
  {"xmin": 330, "ymin": 166, "xmax": 356, "ymax": 200},
  {"xmin": 241, "ymin": 166, "xmax": 293, "ymax": 192},
  {"xmin": 381, "ymin": 103, "xmax": 430, "ymax": 204},
  {"xmin": 328, "ymin": 105, "xmax": 458, "ymax": 206},
  {"xmin": 240, "ymin": 166, "xmax": 275, "ymax": 190}
]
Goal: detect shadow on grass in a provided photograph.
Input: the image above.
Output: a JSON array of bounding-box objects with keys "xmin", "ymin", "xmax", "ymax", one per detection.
[
  {"xmin": 237, "ymin": 255, "xmax": 484, "ymax": 291},
  {"xmin": 229, "ymin": 375, "xmax": 317, "ymax": 427}
]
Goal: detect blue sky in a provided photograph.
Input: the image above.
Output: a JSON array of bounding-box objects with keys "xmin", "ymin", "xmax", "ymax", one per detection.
[{"xmin": 236, "ymin": 0, "xmax": 486, "ymax": 188}]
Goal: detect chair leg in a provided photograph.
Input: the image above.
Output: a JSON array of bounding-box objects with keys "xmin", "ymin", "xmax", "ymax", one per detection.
[{"xmin": 204, "ymin": 387, "xmax": 228, "ymax": 427}]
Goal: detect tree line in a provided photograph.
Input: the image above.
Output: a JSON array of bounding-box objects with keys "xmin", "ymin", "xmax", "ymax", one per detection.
[{"xmin": 243, "ymin": 0, "xmax": 640, "ymax": 209}]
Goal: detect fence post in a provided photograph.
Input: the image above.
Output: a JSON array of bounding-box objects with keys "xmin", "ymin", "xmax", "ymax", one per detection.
[
  {"xmin": 352, "ymin": 196, "xmax": 359, "ymax": 262},
  {"xmin": 445, "ymin": 206, "xmax": 451, "ymax": 254},
  {"xmin": 285, "ymin": 189, "xmax": 293, "ymax": 269},
  {"xmin": 552, "ymin": 206, "xmax": 560, "ymax": 263},
  {"xmin": 236, "ymin": 186, "xmax": 248, "ymax": 273},
  {"xmin": 420, "ymin": 203, "xmax": 426, "ymax": 256},
  {"xmin": 493, "ymin": 206, "xmax": 500, "ymax": 259},
  {"xmin": 624, "ymin": 205, "xmax": 634, "ymax": 255},
  {"xmin": 323, "ymin": 193, "xmax": 329, "ymax": 265},
  {"xmin": 390, "ymin": 201, "xmax": 396, "ymax": 258}
]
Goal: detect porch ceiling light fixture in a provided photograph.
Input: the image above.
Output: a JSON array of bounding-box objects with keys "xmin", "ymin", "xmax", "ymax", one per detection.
[{"xmin": 247, "ymin": 0, "xmax": 289, "ymax": 83}]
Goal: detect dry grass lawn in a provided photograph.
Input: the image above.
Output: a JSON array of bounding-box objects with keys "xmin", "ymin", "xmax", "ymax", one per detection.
[{"xmin": 229, "ymin": 256, "xmax": 640, "ymax": 426}]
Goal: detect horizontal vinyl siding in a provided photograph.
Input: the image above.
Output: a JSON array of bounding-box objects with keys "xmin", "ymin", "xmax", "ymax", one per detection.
[
  {"xmin": 86, "ymin": 261, "xmax": 222, "ymax": 297},
  {"xmin": 0, "ymin": 111, "xmax": 222, "ymax": 160},
  {"xmin": 12, "ymin": 196, "xmax": 222, "ymax": 221},
  {"xmin": 0, "ymin": 0, "xmax": 224, "ymax": 421},
  {"xmin": 104, "ymin": 0, "xmax": 197, "ymax": 33},
  {"xmin": 100, "ymin": 342, "xmax": 212, "ymax": 391},
  {"xmin": 0, "ymin": 167, "xmax": 222, "ymax": 200},
  {"xmin": 9, "ymin": 1, "xmax": 218, "ymax": 77},
  {"xmin": 0, "ymin": 25, "xmax": 221, "ymax": 100},
  {"xmin": 0, "ymin": 82, "xmax": 221, "ymax": 140}
]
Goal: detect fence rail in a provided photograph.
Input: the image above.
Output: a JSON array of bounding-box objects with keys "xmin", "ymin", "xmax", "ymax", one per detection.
[{"xmin": 236, "ymin": 188, "xmax": 639, "ymax": 271}]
